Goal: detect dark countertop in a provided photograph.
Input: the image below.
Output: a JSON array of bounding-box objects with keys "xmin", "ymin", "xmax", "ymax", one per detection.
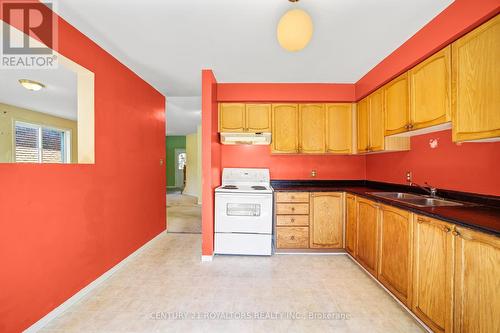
[{"xmin": 271, "ymin": 180, "xmax": 500, "ymax": 236}]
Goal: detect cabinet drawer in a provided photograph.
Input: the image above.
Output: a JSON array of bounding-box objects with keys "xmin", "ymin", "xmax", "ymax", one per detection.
[
  {"xmin": 276, "ymin": 215, "xmax": 309, "ymax": 226},
  {"xmin": 276, "ymin": 203, "xmax": 309, "ymax": 215},
  {"xmin": 276, "ymin": 227, "xmax": 309, "ymax": 249},
  {"xmin": 276, "ymin": 192, "xmax": 309, "ymax": 203}
]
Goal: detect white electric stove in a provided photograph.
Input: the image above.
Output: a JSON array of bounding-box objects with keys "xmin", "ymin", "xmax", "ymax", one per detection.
[{"xmin": 214, "ymin": 168, "xmax": 273, "ymax": 256}]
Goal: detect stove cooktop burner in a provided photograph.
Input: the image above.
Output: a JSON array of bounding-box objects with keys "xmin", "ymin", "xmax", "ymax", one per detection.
[
  {"xmin": 221, "ymin": 185, "xmax": 238, "ymax": 189},
  {"xmin": 251, "ymin": 186, "xmax": 267, "ymax": 190}
]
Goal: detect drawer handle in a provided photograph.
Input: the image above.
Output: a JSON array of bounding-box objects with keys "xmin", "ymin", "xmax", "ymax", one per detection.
[
  {"xmin": 291, "ymin": 218, "xmax": 295, "ymax": 223},
  {"xmin": 290, "ymin": 235, "xmax": 295, "ymax": 240},
  {"xmin": 291, "ymin": 207, "xmax": 295, "ymax": 212}
]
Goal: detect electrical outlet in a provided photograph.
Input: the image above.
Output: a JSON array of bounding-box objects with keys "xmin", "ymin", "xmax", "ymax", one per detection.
[
  {"xmin": 406, "ymin": 171, "xmax": 412, "ymax": 184},
  {"xmin": 311, "ymin": 170, "xmax": 317, "ymax": 177}
]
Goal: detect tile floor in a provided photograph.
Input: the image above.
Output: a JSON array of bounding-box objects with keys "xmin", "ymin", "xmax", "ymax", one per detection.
[{"xmin": 39, "ymin": 232, "xmax": 425, "ymax": 333}]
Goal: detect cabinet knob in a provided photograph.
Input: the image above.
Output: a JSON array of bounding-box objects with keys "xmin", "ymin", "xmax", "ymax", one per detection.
[
  {"xmin": 290, "ymin": 235, "xmax": 295, "ymax": 240},
  {"xmin": 443, "ymin": 226, "xmax": 451, "ymax": 233},
  {"xmin": 408, "ymin": 124, "xmax": 414, "ymax": 129},
  {"xmin": 291, "ymin": 207, "xmax": 295, "ymax": 211},
  {"xmin": 291, "ymin": 218, "xmax": 295, "ymax": 223},
  {"xmin": 452, "ymin": 230, "xmax": 460, "ymax": 237}
]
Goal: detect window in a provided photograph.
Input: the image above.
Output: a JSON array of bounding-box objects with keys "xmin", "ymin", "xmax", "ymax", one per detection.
[
  {"xmin": 14, "ymin": 121, "xmax": 71, "ymax": 163},
  {"xmin": 178, "ymin": 152, "xmax": 186, "ymax": 170}
]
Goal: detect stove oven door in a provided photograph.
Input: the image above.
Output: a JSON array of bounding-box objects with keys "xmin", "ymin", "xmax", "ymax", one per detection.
[{"xmin": 215, "ymin": 193, "xmax": 272, "ymax": 234}]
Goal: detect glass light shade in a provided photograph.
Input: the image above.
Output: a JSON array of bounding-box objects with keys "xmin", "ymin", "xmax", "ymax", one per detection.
[
  {"xmin": 19, "ymin": 79, "xmax": 45, "ymax": 91},
  {"xmin": 277, "ymin": 9, "xmax": 313, "ymax": 52}
]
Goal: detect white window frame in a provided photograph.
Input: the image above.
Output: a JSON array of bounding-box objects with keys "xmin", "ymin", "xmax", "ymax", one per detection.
[{"xmin": 13, "ymin": 120, "xmax": 72, "ymax": 164}]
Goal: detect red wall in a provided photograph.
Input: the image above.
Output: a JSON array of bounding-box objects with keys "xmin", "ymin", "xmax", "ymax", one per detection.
[
  {"xmin": 356, "ymin": 0, "xmax": 500, "ymax": 99},
  {"xmin": 0, "ymin": 6, "xmax": 166, "ymax": 333},
  {"xmin": 221, "ymin": 145, "xmax": 365, "ymax": 180},
  {"xmin": 366, "ymin": 130, "xmax": 500, "ymax": 196},
  {"xmin": 201, "ymin": 70, "xmax": 220, "ymax": 256},
  {"xmin": 218, "ymin": 83, "xmax": 356, "ymax": 102}
]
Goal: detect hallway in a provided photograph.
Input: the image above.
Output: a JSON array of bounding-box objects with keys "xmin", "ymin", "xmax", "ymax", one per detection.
[{"xmin": 167, "ymin": 192, "xmax": 201, "ymax": 234}]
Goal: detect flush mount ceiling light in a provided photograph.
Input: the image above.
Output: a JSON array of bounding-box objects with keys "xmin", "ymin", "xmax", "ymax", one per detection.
[
  {"xmin": 277, "ymin": 1, "xmax": 313, "ymax": 52},
  {"xmin": 19, "ymin": 79, "xmax": 45, "ymax": 91}
]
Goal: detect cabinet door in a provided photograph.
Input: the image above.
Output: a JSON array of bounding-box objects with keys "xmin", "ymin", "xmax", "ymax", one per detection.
[
  {"xmin": 299, "ymin": 104, "xmax": 326, "ymax": 153},
  {"xmin": 378, "ymin": 205, "xmax": 412, "ymax": 306},
  {"xmin": 219, "ymin": 103, "xmax": 245, "ymax": 132},
  {"xmin": 409, "ymin": 46, "xmax": 451, "ymax": 130},
  {"xmin": 325, "ymin": 103, "xmax": 353, "ymax": 154},
  {"xmin": 246, "ymin": 104, "xmax": 271, "ymax": 132},
  {"xmin": 355, "ymin": 197, "xmax": 379, "ymax": 276},
  {"xmin": 452, "ymin": 15, "xmax": 500, "ymax": 142},
  {"xmin": 310, "ymin": 192, "xmax": 343, "ymax": 249},
  {"xmin": 454, "ymin": 226, "xmax": 500, "ymax": 333},
  {"xmin": 272, "ymin": 104, "xmax": 299, "ymax": 153},
  {"xmin": 356, "ymin": 98, "xmax": 369, "ymax": 153},
  {"xmin": 345, "ymin": 194, "xmax": 357, "ymax": 256},
  {"xmin": 384, "ymin": 73, "xmax": 410, "ymax": 136},
  {"xmin": 412, "ymin": 215, "xmax": 454, "ymax": 333},
  {"xmin": 368, "ymin": 89, "xmax": 385, "ymax": 151}
]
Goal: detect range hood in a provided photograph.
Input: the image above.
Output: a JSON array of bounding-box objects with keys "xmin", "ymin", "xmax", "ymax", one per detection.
[{"xmin": 220, "ymin": 132, "xmax": 271, "ymax": 145}]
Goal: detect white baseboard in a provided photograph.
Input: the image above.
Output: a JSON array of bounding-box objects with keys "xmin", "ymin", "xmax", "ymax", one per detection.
[
  {"xmin": 345, "ymin": 253, "xmax": 432, "ymax": 333},
  {"xmin": 24, "ymin": 230, "xmax": 167, "ymax": 333},
  {"xmin": 201, "ymin": 254, "xmax": 213, "ymax": 262}
]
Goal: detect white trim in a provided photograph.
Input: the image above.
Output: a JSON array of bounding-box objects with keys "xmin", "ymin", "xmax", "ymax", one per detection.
[
  {"xmin": 201, "ymin": 255, "xmax": 213, "ymax": 262},
  {"xmin": 23, "ymin": 231, "xmax": 167, "ymax": 333},
  {"xmin": 345, "ymin": 253, "xmax": 432, "ymax": 333}
]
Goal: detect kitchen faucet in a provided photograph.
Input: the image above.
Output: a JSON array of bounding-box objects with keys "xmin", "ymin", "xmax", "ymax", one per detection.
[{"xmin": 410, "ymin": 181, "xmax": 438, "ymax": 197}]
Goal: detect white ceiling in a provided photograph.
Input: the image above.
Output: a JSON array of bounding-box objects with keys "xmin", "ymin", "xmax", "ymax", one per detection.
[
  {"xmin": 54, "ymin": 0, "xmax": 453, "ymax": 134},
  {"xmin": 0, "ymin": 64, "xmax": 77, "ymax": 121}
]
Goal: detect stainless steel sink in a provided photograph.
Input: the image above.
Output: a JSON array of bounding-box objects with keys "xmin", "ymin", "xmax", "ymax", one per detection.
[{"xmin": 368, "ymin": 192, "xmax": 465, "ymax": 207}]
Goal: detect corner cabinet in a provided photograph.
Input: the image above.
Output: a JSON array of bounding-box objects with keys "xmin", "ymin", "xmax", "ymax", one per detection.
[
  {"xmin": 345, "ymin": 194, "xmax": 357, "ymax": 256},
  {"xmin": 272, "ymin": 104, "xmax": 299, "ymax": 153},
  {"xmin": 454, "ymin": 226, "xmax": 500, "ymax": 333},
  {"xmin": 310, "ymin": 192, "xmax": 343, "ymax": 248},
  {"xmin": 378, "ymin": 205, "xmax": 413, "ymax": 307},
  {"xmin": 356, "ymin": 98, "xmax": 370, "ymax": 153},
  {"xmin": 412, "ymin": 215, "xmax": 454, "ymax": 333},
  {"xmin": 368, "ymin": 88, "xmax": 385, "ymax": 151},
  {"xmin": 451, "ymin": 14, "xmax": 500, "ymax": 142},
  {"xmin": 299, "ymin": 104, "xmax": 326, "ymax": 154},
  {"xmin": 409, "ymin": 46, "xmax": 451, "ymax": 130},
  {"xmin": 355, "ymin": 197, "xmax": 379, "ymax": 276},
  {"xmin": 384, "ymin": 73, "xmax": 410, "ymax": 136}
]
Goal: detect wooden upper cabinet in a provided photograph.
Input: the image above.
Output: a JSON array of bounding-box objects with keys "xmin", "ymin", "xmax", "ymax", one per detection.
[
  {"xmin": 378, "ymin": 205, "xmax": 413, "ymax": 306},
  {"xmin": 272, "ymin": 104, "xmax": 299, "ymax": 153},
  {"xmin": 368, "ymin": 88, "xmax": 385, "ymax": 151},
  {"xmin": 299, "ymin": 104, "xmax": 326, "ymax": 153},
  {"xmin": 355, "ymin": 197, "xmax": 379, "ymax": 276},
  {"xmin": 219, "ymin": 103, "xmax": 245, "ymax": 132},
  {"xmin": 310, "ymin": 192, "xmax": 343, "ymax": 248},
  {"xmin": 345, "ymin": 194, "xmax": 357, "ymax": 256},
  {"xmin": 452, "ymin": 14, "xmax": 500, "ymax": 142},
  {"xmin": 412, "ymin": 215, "xmax": 454, "ymax": 333},
  {"xmin": 384, "ymin": 73, "xmax": 410, "ymax": 136},
  {"xmin": 246, "ymin": 104, "xmax": 271, "ymax": 132},
  {"xmin": 454, "ymin": 226, "xmax": 500, "ymax": 333},
  {"xmin": 325, "ymin": 103, "xmax": 353, "ymax": 154},
  {"xmin": 357, "ymin": 98, "xmax": 370, "ymax": 153},
  {"xmin": 409, "ymin": 46, "xmax": 451, "ymax": 130}
]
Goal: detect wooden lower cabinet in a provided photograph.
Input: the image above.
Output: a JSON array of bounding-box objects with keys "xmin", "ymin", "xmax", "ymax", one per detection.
[
  {"xmin": 454, "ymin": 226, "xmax": 500, "ymax": 333},
  {"xmin": 345, "ymin": 194, "xmax": 357, "ymax": 256},
  {"xmin": 355, "ymin": 197, "xmax": 379, "ymax": 276},
  {"xmin": 276, "ymin": 227, "xmax": 309, "ymax": 249},
  {"xmin": 378, "ymin": 205, "xmax": 413, "ymax": 306},
  {"xmin": 310, "ymin": 192, "xmax": 343, "ymax": 248},
  {"xmin": 412, "ymin": 215, "xmax": 454, "ymax": 333}
]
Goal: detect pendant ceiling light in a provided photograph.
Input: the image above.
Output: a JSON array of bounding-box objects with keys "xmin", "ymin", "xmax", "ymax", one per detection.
[{"xmin": 277, "ymin": 0, "xmax": 313, "ymax": 52}]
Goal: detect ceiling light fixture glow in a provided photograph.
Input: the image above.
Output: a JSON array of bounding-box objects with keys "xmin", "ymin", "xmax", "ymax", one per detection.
[
  {"xmin": 277, "ymin": 8, "xmax": 313, "ymax": 52},
  {"xmin": 19, "ymin": 79, "xmax": 45, "ymax": 91}
]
